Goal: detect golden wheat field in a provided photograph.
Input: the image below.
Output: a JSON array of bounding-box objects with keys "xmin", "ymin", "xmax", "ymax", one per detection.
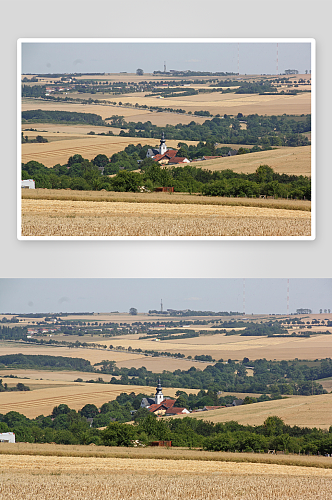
[
  {"xmin": 181, "ymin": 393, "xmax": 332, "ymax": 430},
  {"xmin": 21, "ymin": 199, "xmax": 311, "ymax": 237},
  {"xmin": 0, "ymin": 454, "xmax": 331, "ymax": 500},
  {"xmin": 21, "ymin": 189, "xmax": 311, "ymax": 210}
]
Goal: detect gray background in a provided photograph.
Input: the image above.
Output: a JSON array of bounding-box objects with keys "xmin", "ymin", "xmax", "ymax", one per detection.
[{"xmin": 1, "ymin": 0, "xmax": 329, "ymax": 279}]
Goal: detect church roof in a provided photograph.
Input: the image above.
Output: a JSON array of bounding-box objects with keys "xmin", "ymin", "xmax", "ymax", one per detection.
[{"xmin": 148, "ymin": 399, "xmax": 176, "ymax": 413}]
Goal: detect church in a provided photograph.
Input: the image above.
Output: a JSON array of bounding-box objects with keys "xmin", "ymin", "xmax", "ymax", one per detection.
[
  {"xmin": 140, "ymin": 379, "xmax": 190, "ymax": 416},
  {"xmin": 146, "ymin": 133, "xmax": 190, "ymax": 166}
]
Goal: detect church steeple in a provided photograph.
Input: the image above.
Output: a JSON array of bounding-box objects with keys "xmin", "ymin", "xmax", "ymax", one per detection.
[
  {"xmin": 155, "ymin": 378, "xmax": 164, "ymax": 404},
  {"xmin": 159, "ymin": 132, "xmax": 167, "ymax": 155}
]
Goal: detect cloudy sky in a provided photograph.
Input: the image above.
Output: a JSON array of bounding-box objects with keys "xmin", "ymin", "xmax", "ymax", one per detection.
[
  {"xmin": 0, "ymin": 279, "xmax": 330, "ymax": 315},
  {"xmin": 21, "ymin": 40, "xmax": 312, "ymax": 75}
]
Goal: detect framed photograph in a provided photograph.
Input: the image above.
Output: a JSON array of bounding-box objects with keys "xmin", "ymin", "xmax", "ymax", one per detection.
[{"xmin": 18, "ymin": 38, "xmax": 315, "ymax": 239}]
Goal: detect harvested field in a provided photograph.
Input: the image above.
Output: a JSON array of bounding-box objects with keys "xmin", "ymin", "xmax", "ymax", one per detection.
[
  {"xmin": 22, "ymin": 98, "xmax": 207, "ymax": 126},
  {"xmin": 193, "ymin": 145, "xmax": 312, "ymax": 176},
  {"xmin": 22, "ymin": 123, "xmax": 124, "ymax": 136},
  {"xmin": 0, "ymin": 379, "xmax": 194, "ymax": 418},
  {"xmin": 21, "ymin": 135, "xmax": 198, "ymax": 168},
  {"xmin": 107, "ymin": 90, "xmax": 311, "ymax": 116},
  {"xmin": 21, "ymin": 199, "xmax": 311, "ymax": 237},
  {"xmin": 0, "ymin": 453, "xmax": 331, "ymax": 500},
  {"xmin": 181, "ymin": 393, "xmax": 332, "ymax": 430}
]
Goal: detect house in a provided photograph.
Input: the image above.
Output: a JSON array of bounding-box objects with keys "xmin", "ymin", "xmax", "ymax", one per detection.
[
  {"xmin": 165, "ymin": 407, "xmax": 190, "ymax": 416},
  {"xmin": 21, "ymin": 179, "xmax": 35, "ymax": 189},
  {"xmin": 225, "ymin": 399, "xmax": 244, "ymax": 407},
  {"xmin": 0, "ymin": 432, "xmax": 15, "ymax": 443}
]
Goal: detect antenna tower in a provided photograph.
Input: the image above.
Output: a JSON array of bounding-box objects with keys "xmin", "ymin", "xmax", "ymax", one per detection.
[
  {"xmin": 287, "ymin": 278, "xmax": 290, "ymax": 317},
  {"xmin": 237, "ymin": 43, "xmax": 240, "ymax": 75},
  {"xmin": 243, "ymin": 278, "xmax": 246, "ymax": 315},
  {"xmin": 276, "ymin": 43, "xmax": 279, "ymax": 75},
  {"xmin": 164, "ymin": 61, "xmax": 166, "ymax": 73},
  {"xmin": 161, "ymin": 299, "xmax": 163, "ymax": 313}
]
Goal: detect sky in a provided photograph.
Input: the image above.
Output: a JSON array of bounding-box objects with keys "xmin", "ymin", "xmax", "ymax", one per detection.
[
  {"xmin": 0, "ymin": 279, "xmax": 330, "ymax": 315},
  {"xmin": 21, "ymin": 40, "xmax": 312, "ymax": 76}
]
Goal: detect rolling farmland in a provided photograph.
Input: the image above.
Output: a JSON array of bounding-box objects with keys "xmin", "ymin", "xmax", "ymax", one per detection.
[
  {"xmin": 21, "ymin": 135, "xmax": 198, "ymax": 168},
  {"xmin": 0, "ymin": 379, "xmax": 198, "ymax": 419},
  {"xmin": 179, "ymin": 393, "xmax": 332, "ymax": 430},
  {"xmin": 193, "ymin": 145, "xmax": 311, "ymax": 176}
]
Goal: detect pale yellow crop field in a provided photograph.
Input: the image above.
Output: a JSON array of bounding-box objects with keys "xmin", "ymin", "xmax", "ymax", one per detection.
[
  {"xmin": 21, "ymin": 198, "xmax": 311, "ymax": 237},
  {"xmin": 22, "ymin": 98, "xmax": 207, "ymax": 126},
  {"xmin": 193, "ymin": 145, "xmax": 312, "ymax": 176},
  {"xmin": 22, "ymin": 135, "xmax": 197, "ymax": 168},
  {"xmin": 22, "ymin": 123, "xmax": 124, "ymax": 136},
  {"xmin": 0, "ymin": 380, "xmax": 196, "ymax": 418},
  {"xmin": 180, "ymin": 394, "xmax": 332, "ymax": 430},
  {"xmin": 106, "ymin": 90, "xmax": 310, "ymax": 116},
  {"xmin": 0, "ymin": 340, "xmax": 211, "ymax": 373},
  {"xmin": 0, "ymin": 454, "xmax": 331, "ymax": 500}
]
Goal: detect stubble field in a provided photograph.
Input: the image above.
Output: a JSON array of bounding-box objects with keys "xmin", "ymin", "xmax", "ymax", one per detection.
[
  {"xmin": 0, "ymin": 453, "xmax": 331, "ymax": 500},
  {"xmin": 182, "ymin": 393, "xmax": 332, "ymax": 430},
  {"xmin": 21, "ymin": 134, "xmax": 198, "ymax": 168},
  {"xmin": 193, "ymin": 145, "xmax": 311, "ymax": 176}
]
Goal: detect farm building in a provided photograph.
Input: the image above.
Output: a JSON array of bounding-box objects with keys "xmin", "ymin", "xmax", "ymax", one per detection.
[
  {"xmin": 21, "ymin": 179, "xmax": 35, "ymax": 189},
  {"xmin": 0, "ymin": 432, "xmax": 15, "ymax": 443}
]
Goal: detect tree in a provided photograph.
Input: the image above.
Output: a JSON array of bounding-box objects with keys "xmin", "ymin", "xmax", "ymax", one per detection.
[
  {"xmin": 102, "ymin": 422, "xmax": 137, "ymax": 446},
  {"xmin": 129, "ymin": 308, "xmax": 138, "ymax": 315},
  {"xmin": 80, "ymin": 403, "xmax": 99, "ymax": 419},
  {"xmin": 136, "ymin": 68, "xmax": 144, "ymax": 76}
]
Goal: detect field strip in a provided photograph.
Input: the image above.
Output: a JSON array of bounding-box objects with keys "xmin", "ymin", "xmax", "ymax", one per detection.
[
  {"xmin": 1, "ymin": 453, "xmax": 332, "ymax": 475},
  {"xmin": 22, "ymin": 199, "xmax": 311, "ymax": 218}
]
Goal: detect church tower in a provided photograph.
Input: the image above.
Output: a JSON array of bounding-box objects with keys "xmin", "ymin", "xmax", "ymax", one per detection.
[
  {"xmin": 159, "ymin": 132, "xmax": 167, "ymax": 155},
  {"xmin": 155, "ymin": 378, "xmax": 164, "ymax": 405}
]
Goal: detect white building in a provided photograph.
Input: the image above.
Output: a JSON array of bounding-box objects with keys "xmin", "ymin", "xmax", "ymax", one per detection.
[
  {"xmin": 0, "ymin": 432, "xmax": 15, "ymax": 443},
  {"xmin": 21, "ymin": 179, "xmax": 35, "ymax": 189}
]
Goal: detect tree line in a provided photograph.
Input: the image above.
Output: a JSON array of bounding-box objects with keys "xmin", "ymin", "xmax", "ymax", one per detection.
[
  {"xmin": 1, "ymin": 404, "xmax": 332, "ymax": 455},
  {"xmin": 22, "ymin": 108, "xmax": 311, "ymax": 147},
  {"xmin": 22, "ymin": 153, "xmax": 311, "ymax": 200},
  {"xmin": 0, "ymin": 350, "xmax": 330, "ymax": 396}
]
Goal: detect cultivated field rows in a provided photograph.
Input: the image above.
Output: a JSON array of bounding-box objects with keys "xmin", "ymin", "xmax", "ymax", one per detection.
[{"xmin": 0, "ymin": 454, "xmax": 331, "ymax": 500}]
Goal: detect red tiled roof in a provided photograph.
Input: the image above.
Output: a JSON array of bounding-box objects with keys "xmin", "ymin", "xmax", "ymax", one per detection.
[
  {"xmin": 148, "ymin": 399, "xmax": 176, "ymax": 412},
  {"xmin": 168, "ymin": 157, "xmax": 189, "ymax": 164},
  {"xmin": 165, "ymin": 407, "xmax": 189, "ymax": 415},
  {"xmin": 153, "ymin": 150, "xmax": 178, "ymax": 162},
  {"xmin": 165, "ymin": 150, "xmax": 178, "ymax": 158}
]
